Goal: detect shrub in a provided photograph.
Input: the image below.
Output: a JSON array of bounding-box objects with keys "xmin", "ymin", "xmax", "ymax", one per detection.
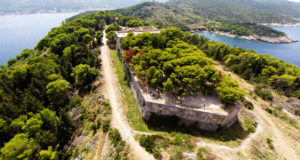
[
  {"xmin": 169, "ymin": 147, "xmax": 183, "ymax": 160},
  {"xmin": 243, "ymin": 99, "xmax": 254, "ymax": 110},
  {"xmin": 102, "ymin": 120, "xmax": 110, "ymax": 132},
  {"xmin": 197, "ymin": 147, "xmax": 209, "ymax": 160},
  {"xmin": 109, "ymin": 129, "xmax": 121, "ymax": 146},
  {"xmin": 153, "ymin": 148, "xmax": 162, "ymax": 159},
  {"xmin": 255, "ymin": 84, "xmax": 273, "ymax": 101},
  {"xmin": 139, "ymin": 135, "xmax": 156, "ymax": 153},
  {"xmin": 266, "ymin": 107, "xmax": 274, "ymax": 114},
  {"xmin": 69, "ymin": 96, "xmax": 82, "ymax": 108},
  {"xmin": 291, "ymin": 89, "xmax": 300, "ymax": 99},
  {"xmin": 266, "ymin": 138, "xmax": 274, "ymax": 150},
  {"xmin": 90, "ymin": 124, "xmax": 97, "ymax": 135},
  {"xmin": 7, "ymin": 58, "xmax": 17, "ymax": 66},
  {"xmin": 248, "ymin": 125, "xmax": 256, "ymax": 133},
  {"xmin": 97, "ymin": 119, "xmax": 101, "ymax": 129}
]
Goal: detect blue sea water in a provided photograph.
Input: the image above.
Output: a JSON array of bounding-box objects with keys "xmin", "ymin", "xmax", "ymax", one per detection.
[
  {"xmin": 0, "ymin": 12, "xmax": 77, "ymax": 65},
  {"xmin": 198, "ymin": 26, "xmax": 300, "ymax": 67},
  {"xmin": 0, "ymin": 13, "xmax": 300, "ymax": 67}
]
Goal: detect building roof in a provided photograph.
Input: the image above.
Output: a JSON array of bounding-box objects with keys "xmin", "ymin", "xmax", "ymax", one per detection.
[{"xmin": 115, "ymin": 26, "xmax": 160, "ymax": 38}]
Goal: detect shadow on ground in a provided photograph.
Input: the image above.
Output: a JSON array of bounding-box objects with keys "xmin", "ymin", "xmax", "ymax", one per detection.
[{"xmin": 145, "ymin": 113, "xmax": 250, "ymax": 142}]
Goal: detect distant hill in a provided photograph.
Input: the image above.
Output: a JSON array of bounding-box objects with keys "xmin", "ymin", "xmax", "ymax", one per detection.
[
  {"xmin": 0, "ymin": 0, "xmax": 167, "ymax": 14},
  {"xmin": 116, "ymin": 2, "xmax": 205, "ymax": 31},
  {"xmin": 116, "ymin": 1, "xmax": 299, "ymax": 38},
  {"xmin": 166, "ymin": 0, "xmax": 300, "ymax": 23}
]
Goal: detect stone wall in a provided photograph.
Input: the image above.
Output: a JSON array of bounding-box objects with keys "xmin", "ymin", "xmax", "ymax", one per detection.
[{"xmin": 117, "ymin": 46, "xmax": 242, "ymax": 131}]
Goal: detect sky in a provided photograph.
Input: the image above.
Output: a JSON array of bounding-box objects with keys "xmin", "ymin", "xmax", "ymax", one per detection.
[{"xmin": 288, "ymin": 0, "xmax": 300, "ymax": 2}]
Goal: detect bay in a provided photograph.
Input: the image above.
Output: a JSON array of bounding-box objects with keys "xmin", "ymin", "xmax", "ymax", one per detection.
[
  {"xmin": 1, "ymin": 13, "xmax": 299, "ymax": 67},
  {"xmin": 198, "ymin": 26, "xmax": 300, "ymax": 67},
  {"xmin": 0, "ymin": 12, "xmax": 78, "ymax": 65}
]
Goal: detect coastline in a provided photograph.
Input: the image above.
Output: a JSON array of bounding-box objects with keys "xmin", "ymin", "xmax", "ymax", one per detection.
[
  {"xmin": 211, "ymin": 31, "xmax": 298, "ymax": 44},
  {"xmin": 260, "ymin": 22, "xmax": 300, "ymax": 27}
]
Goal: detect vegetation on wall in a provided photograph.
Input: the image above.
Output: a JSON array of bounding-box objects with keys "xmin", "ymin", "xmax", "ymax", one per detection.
[{"xmin": 121, "ymin": 27, "xmax": 245, "ymax": 104}]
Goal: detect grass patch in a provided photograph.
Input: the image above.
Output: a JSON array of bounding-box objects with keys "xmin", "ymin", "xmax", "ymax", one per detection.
[
  {"xmin": 250, "ymin": 139, "xmax": 278, "ymax": 160},
  {"xmin": 196, "ymin": 147, "xmax": 218, "ymax": 160},
  {"xmin": 105, "ymin": 128, "xmax": 129, "ymax": 160},
  {"xmin": 110, "ymin": 49, "xmax": 150, "ymax": 132},
  {"xmin": 265, "ymin": 106, "xmax": 299, "ymax": 129}
]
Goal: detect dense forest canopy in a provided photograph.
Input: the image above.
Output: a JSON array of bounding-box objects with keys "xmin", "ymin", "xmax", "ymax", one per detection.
[
  {"xmin": 121, "ymin": 28, "xmax": 246, "ymax": 104},
  {"xmin": 0, "ymin": 11, "xmax": 148, "ymax": 160},
  {"xmin": 167, "ymin": 0, "xmax": 300, "ymax": 20}
]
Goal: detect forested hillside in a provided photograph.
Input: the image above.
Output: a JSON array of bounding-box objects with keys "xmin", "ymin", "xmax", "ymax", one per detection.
[
  {"xmin": 167, "ymin": 0, "xmax": 300, "ymax": 23},
  {"xmin": 0, "ymin": 11, "xmax": 147, "ymax": 159},
  {"xmin": 116, "ymin": 1, "xmax": 300, "ymax": 38}
]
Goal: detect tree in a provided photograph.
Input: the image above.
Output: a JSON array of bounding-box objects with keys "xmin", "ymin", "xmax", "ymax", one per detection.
[
  {"xmin": 126, "ymin": 19, "xmax": 147, "ymax": 27},
  {"xmin": 99, "ymin": 19, "xmax": 106, "ymax": 30},
  {"xmin": 106, "ymin": 31, "xmax": 117, "ymax": 42},
  {"xmin": 216, "ymin": 77, "xmax": 245, "ymax": 104},
  {"xmin": 22, "ymin": 117, "xmax": 43, "ymax": 137},
  {"xmin": 46, "ymin": 79, "xmax": 71, "ymax": 107},
  {"xmin": 49, "ymin": 33, "xmax": 73, "ymax": 55},
  {"xmin": 71, "ymin": 64, "xmax": 97, "ymax": 87},
  {"xmin": 105, "ymin": 24, "xmax": 120, "ymax": 34},
  {"xmin": 40, "ymin": 146, "xmax": 56, "ymax": 160},
  {"xmin": 40, "ymin": 109, "xmax": 58, "ymax": 132},
  {"xmin": 163, "ymin": 78, "xmax": 173, "ymax": 93},
  {"xmin": 161, "ymin": 27, "xmax": 184, "ymax": 41},
  {"xmin": 262, "ymin": 66, "xmax": 278, "ymax": 77},
  {"xmin": 48, "ymin": 74, "xmax": 63, "ymax": 82},
  {"xmin": 0, "ymin": 133, "xmax": 37, "ymax": 160},
  {"xmin": 95, "ymin": 31, "xmax": 103, "ymax": 45},
  {"xmin": 16, "ymin": 49, "xmax": 33, "ymax": 60},
  {"xmin": 271, "ymin": 74, "xmax": 296, "ymax": 89},
  {"xmin": 83, "ymin": 34, "xmax": 93, "ymax": 44}
]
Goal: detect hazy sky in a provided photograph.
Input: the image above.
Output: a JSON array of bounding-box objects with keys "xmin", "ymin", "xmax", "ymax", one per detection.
[{"xmin": 289, "ymin": 0, "xmax": 300, "ymax": 2}]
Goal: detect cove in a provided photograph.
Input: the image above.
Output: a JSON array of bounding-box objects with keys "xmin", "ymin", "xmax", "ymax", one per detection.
[{"xmin": 197, "ymin": 26, "xmax": 300, "ymax": 67}]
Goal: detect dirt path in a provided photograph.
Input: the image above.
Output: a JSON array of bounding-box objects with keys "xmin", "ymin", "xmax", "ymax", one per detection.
[
  {"xmin": 212, "ymin": 62, "xmax": 298, "ymax": 160},
  {"xmin": 197, "ymin": 110, "xmax": 263, "ymax": 150},
  {"xmin": 100, "ymin": 31, "xmax": 155, "ymax": 160}
]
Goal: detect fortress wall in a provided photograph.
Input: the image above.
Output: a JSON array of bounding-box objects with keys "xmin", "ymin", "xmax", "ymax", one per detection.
[{"xmin": 119, "ymin": 47, "xmax": 241, "ymax": 131}]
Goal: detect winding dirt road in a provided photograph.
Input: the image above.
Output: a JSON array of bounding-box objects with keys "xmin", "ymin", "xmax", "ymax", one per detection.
[
  {"xmin": 212, "ymin": 62, "xmax": 299, "ymax": 160},
  {"xmin": 100, "ymin": 31, "xmax": 155, "ymax": 160}
]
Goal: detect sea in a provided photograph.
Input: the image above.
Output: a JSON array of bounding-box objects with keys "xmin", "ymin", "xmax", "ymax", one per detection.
[
  {"xmin": 198, "ymin": 26, "xmax": 300, "ymax": 67},
  {"xmin": 0, "ymin": 13, "xmax": 300, "ymax": 67},
  {"xmin": 0, "ymin": 12, "xmax": 78, "ymax": 65}
]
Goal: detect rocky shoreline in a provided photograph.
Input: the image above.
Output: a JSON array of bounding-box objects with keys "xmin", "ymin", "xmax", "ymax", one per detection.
[{"xmin": 212, "ymin": 31, "xmax": 298, "ymax": 44}]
